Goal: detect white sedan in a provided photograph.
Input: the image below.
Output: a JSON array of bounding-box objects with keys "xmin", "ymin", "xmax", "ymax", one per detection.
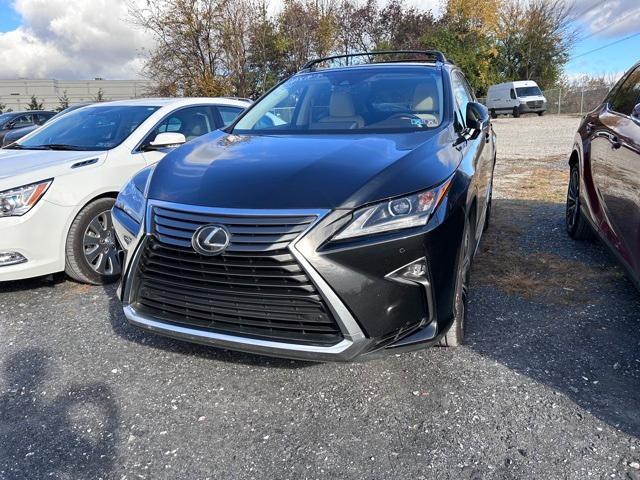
[{"xmin": 0, "ymin": 97, "xmax": 250, "ymax": 284}]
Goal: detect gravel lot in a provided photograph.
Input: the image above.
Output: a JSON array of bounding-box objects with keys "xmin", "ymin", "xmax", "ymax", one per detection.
[{"xmin": 1, "ymin": 115, "xmax": 639, "ymax": 480}]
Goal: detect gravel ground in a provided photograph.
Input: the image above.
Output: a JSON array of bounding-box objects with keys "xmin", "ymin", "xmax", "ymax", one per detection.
[{"xmin": 1, "ymin": 115, "xmax": 639, "ymax": 480}]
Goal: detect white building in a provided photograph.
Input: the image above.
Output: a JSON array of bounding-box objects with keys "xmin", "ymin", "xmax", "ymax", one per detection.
[{"xmin": 0, "ymin": 79, "xmax": 155, "ymax": 111}]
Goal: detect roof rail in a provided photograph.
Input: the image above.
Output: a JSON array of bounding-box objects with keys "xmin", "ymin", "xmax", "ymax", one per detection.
[{"xmin": 301, "ymin": 50, "xmax": 449, "ymax": 71}]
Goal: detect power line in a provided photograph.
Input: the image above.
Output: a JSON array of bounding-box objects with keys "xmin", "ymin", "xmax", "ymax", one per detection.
[
  {"xmin": 571, "ymin": 31, "xmax": 640, "ymax": 60},
  {"xmin": 579, "ymin": 8, "xmax": 640, "ymax": 42}
]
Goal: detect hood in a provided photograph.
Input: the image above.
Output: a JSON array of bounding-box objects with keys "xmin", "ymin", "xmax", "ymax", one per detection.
[
  {"xmin": 148, "ymin": 128, "xmax": 461, "ymax": 210},
  {"xmin": 0, "ymin": 149, "xmax": 106, "ymax": 190}
]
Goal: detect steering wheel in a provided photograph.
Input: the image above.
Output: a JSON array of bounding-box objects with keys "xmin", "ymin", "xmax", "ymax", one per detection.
[{"xmin": 386, "ymin": 113, "xmax": 424, "ymax": 123}]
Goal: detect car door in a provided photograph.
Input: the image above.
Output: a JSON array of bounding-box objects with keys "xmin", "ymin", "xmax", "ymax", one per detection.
[
  {"xmin": 452, "ymin": 71, "xmax": 492, "ymax": 238},
  {"xmin": 590, "ymin": 65, "xmax": 640, "ymax": 270},
  {"xmin": 139, "ymin": 105, "xmax": 219, "ymax": 165}
]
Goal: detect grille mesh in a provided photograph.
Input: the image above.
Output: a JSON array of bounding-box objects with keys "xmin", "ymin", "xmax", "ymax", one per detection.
[{"xmin": 130, "ymin": 206, "xmax": 343, "ymax": 346}]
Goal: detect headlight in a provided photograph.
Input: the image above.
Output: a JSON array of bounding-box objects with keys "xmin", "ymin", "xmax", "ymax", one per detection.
[
  {"xmin": 0, "ymin": 179, "xmax": 52, "ymax": 217},
  {"xmin": 114, "ymin": 165, "xmax": 155, "ymax": 224},
  {"xmin": 333, "ymin": 178, "xmax": 452, "ymax": 240}
]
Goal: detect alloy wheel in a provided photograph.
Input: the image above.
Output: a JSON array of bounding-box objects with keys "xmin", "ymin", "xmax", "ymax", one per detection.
[
  {"xmin": 82, "ymin": 210, "xmax": 121, "ymax": 276},
  {"xmin": 566, "ymin": 167, "xmax": 580, "ymax": 232}
]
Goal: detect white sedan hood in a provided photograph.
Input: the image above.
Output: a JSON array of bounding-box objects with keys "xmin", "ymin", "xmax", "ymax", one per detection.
[{"xmin": 0, "ymin": 149, "xmax": 107, "ymax": 191}]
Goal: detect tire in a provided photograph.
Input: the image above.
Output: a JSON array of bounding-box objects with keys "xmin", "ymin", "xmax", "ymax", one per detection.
[
  {"xmin": 490, "ymin": 109, "xmax": 497, "ymax": 119},
  {"xmin": 439, "ymin": 216, "xmax": 472, "ymax": 347},
  {"xmin": 512, "ymin": 107, "xmax": 520, "ymax": 118},
  {"xmin": 538, "ymin": 111, "xmax": 545, "ymax": 116},
  {"xmin": 566, "ymin": 163, "xmax": 593, "ymax": 240},
  {"xmin": 65, "ymin": 197, "xmax": 121, "ymax": 285}
]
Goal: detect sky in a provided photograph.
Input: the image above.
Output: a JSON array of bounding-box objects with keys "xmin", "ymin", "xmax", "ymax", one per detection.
[{"xmin": 0, "ymin": 0, "xmax": 637, "ymax": 81}]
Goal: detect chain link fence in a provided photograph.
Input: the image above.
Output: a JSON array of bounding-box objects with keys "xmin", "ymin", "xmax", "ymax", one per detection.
[{"xmin": 478, "ymin": 86, "xmax": 611, "ymax": 116}]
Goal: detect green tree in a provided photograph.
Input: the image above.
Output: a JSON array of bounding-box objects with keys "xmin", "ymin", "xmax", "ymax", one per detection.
[
  {"xmin": 0, "ymin": 101, "xmax": 6, "ymax": 114},
  {"xmin": 93, "ymin": 88, "xmax": 106, "ymax": 102},
  {"xmin": 57, "ymin": 90, "xmax": 70, "ymax": 111},
  {"xmin": 27, "ymin": 95, "xmax": 44, "ymax": 110}
]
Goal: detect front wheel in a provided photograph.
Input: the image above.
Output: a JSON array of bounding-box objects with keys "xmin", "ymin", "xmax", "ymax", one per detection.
[
  {"xmin": 65, "ymin": 198, "xmax": 121, "ymax": 285},
  {"xmin": 490, "ymin": 109, "xmax": 497, "ymax": 119},
  {"xmin": 566, "ymin": 164, "xmax": 593, "ymax": 240},
  {"xmin": 439, "ymin": 217, "xmax": 472, "ymax": 347},
  {"xmin": 512, "ymin": 107, "xmax": 520, "ymax": 118},
  {"xmin": 538, "ymin": 111, "xmax": 545, "ymax": 116}
]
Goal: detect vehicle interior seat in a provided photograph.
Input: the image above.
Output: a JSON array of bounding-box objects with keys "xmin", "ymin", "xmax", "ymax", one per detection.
[
  {"xmin": 183, "ymin": 114, "xmax": 210, "ymax": 141},
  {"xmin": 412, "ymin": 82, "xmax": 440, "ymax": 126},
  {"xmin": 311, "ymin": 90, "xmax": 364, "ymax": 129}
]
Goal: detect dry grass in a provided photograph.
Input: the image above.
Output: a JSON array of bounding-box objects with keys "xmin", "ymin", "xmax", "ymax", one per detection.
[{"xmin": 474, "ymin": 157, "xmax": 624, "ymax": 304}]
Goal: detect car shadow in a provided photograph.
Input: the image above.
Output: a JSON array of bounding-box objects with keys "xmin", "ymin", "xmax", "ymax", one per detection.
[
  {"xmin": 0, "ymin": 347, "xmax": 119, "ymax": 478},
  {"xmin": 467, "ymin": 197, "xmax": 640, "ymax": 438},
  {"xmin": 103, "ymin": 284, "xmax": 315, "ymax": 370}
]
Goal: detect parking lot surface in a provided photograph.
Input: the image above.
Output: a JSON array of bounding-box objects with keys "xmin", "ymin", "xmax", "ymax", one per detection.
[{"xmin": 1, "ymin": 115, "xmax": 639, "ymax": 480}]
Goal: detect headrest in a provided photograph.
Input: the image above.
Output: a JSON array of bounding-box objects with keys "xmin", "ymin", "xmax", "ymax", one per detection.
[
  {"xmin": 413, "ymin": 83, "xmax": 437, "ymax": 111},
  {"xmin": 329, "ymin": 90, "xmax": 356, "ymax": 117}
]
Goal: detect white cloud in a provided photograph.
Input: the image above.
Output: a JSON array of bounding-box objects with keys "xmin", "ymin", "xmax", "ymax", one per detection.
[
  {"xmin": 0, "ymin": 0, "xmax": 153, "ymax": 80},
  {"xmin": 573, "ymin": 0, "xmax": 640, "ymax": 38}
]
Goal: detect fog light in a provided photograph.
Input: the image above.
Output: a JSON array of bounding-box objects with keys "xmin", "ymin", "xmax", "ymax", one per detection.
[
  {"xmin": 0, "ymin": 251, "xmax": 27, "ymax": 266},
  {"xmin": 385, "ymin": 257, "xmax": 432, "ymax": 327}
]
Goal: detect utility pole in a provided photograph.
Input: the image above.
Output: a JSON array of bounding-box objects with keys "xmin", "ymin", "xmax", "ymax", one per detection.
[
  {"xmin": 558, "ymin": 88, "xmax": 562, "ymax": 115},
  {"xmin": 580, "ymin": 88, "xmax": 584, "ymax": 116}
]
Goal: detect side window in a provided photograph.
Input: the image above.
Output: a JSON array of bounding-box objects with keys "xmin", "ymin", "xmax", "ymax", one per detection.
[
  {"xmin": 610, "ymin": 66, "xmax": 640, "ymax": 116},
  {"xmin": 452, "ymin": 72, "xmax": 474, "ymax": 128},
  {"xmin": 146, "ymin": 106, "xmax": 216, "ymax": 145},
  {"xmin": 12, "ymin": 114, "xmax": 34, "ymax": 128},
  {"xmin": 215, "ymin": 106, "xmax": 243, "ymax": 127},
  {"xmin": 510, "ymin": 89, "xmax": 516, "ymax": 100}
]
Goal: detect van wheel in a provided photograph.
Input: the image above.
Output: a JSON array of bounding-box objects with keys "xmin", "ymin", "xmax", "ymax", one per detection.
[
  {"xmin": 538, "ymin": 111, "xmax": 545, "ymax": 116},
  {"xmin": 512, "ymin": 107, "xmax": 520, "ymax": 118},
  {"xmin": 490, "ymin": 109, "xmax": 497, "ymax": 119},
  {"xmin": 65, "ymin": 198, "xmax": 121, "ymax": 285}
]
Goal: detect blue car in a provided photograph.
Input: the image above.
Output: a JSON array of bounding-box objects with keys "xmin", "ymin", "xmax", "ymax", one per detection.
[{"xmin": 113, "ymin": 50, "xmax": 496, "ymax": 361}]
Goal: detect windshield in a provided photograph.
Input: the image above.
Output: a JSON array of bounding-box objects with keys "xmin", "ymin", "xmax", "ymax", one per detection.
[
  {"xmin": 516, "ymin": 86, "xmax": 542, "ymax": 97},
  {"xmin": 17, "ymin": 105, "xmax": 159, "ymax": 151},
  {"xmin": 0, "ymin": 113, "xmax": 16, "ymax": 128},
  {"xmin": 233, "ymin": 67, "xmax": 444, "ymax": 134}
]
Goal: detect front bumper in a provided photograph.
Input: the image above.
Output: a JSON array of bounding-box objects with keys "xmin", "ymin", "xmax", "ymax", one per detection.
[
  {"xmin": 115, "ymin": 200, "xmax": 461, "ymax": 361},
  {"xmin": 0, "ymin": 200, "xmax": 71, "ymax": 281}
]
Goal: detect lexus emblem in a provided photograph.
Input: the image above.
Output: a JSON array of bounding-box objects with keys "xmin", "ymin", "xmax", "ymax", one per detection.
[{"xmin": 192, "ymin": 224, "xmax": 230, "ymax": 256}]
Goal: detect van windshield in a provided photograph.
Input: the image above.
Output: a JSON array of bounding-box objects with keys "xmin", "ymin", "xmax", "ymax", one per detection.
[
  {"xmin": 516, "ymin": 86, "xmax": 542, "ymax": 97},
  {"xmin": 233, "ymin": 67, "xmax": 444, "ymax": 134}
]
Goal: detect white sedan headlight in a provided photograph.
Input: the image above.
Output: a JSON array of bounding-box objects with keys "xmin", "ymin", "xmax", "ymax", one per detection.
[
  {"xmin": 334, "ymin": 178, "xmax": 452, "ymax": 240},
  {"xmin": 0, "ymin": 179, "xmax": 52, "ymax": 217}
]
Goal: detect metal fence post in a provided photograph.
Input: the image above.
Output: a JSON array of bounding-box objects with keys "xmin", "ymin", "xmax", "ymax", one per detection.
[
  {"xmin": 558, "ymin": 87, "xmax": 562, "ymax": 115},
  {"xmin": 580, "ymin": 88, "xmax": 584, "ymax": 116}
]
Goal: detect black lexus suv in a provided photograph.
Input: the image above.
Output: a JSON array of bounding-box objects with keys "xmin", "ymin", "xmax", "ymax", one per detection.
[{"xmin": 112, "ymin": 51, "xmax": 496, "ymax": 361}]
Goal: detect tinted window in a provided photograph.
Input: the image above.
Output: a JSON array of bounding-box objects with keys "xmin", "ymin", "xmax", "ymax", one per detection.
[
  {"xmin": 452, "ymin": 72, "xmax": 474, "ymax": 127},
  {"xmin": 510, "ymin": 89, "xmax": 516, "ymax": 100},
  {"xmin": 147, "ymin": 106, "xmax": 216, "ymax": 144},
  {"xmin": 12, "ymin": 114, "xmax": 34, "ymax": 128},
  {"xmin": 610, "ymin": 66, "xmax": 640, "ymax": 116},
  {"xmin": 515, "ymin": 86, "xmax": 542, "ymax": 97},
  {"xmin": 234, "ymin": 67, "xmax": 444, "ymax": 133},
  {"xmin": 216, "ymin": 106, "xmax": 243, "ymax": 127},
  {"xmin": 19, "ymin": 105, "xmax": 159, "ymax": 151}
]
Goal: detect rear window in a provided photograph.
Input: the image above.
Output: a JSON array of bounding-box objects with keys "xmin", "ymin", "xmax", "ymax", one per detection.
[{"xmin": 233, "ymin": 67, "xmax": 444, "ymax": 134}]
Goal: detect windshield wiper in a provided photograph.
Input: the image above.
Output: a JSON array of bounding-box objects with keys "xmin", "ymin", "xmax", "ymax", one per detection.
[
  {"xmin": 32, "ymin": 144, "xmax": 89, "ymax": 151},
  {"xmin": 2, "ymin": 143, "xmax": 26, "ymax": 149}
]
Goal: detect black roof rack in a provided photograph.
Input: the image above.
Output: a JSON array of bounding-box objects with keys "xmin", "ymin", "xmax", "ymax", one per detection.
[{"xmin": 301, "ymin": 50, "xmax": 449, "ymax": 71}]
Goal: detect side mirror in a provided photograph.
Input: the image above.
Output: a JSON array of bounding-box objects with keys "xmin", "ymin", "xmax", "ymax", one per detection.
[
  {"xmin": 148, "ymin": 132, "xmax": 186, "ymax": 150},
  {"xmin": 466, "ymin": 102, "xmax": 490, "ymax": 137},
  {"xmin": 632, "ymin": 103, "xmax": 640, "ymax": 121},
  {"xmin": 5, "ymin": 122, "xmax": 15, "ymax": 130}
]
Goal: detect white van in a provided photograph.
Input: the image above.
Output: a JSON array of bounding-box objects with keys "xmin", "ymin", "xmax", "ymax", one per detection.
[{"xmin": 486, "ymin": 80, "xmax": 547, "ymax": 118}]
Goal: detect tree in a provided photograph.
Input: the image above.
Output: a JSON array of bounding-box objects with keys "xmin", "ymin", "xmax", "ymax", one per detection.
[
  {"xmin": 57, "ymin": 90, "xmax": 70, "ymax": 111},
  {"xmin": 0, "ymin": 101, "xmax": 6, "ymax": 114},
  {"xmin": 27, "ymin": 95, "xmax": 44, "ymax": 110},
  {"xmin": 494, "ymin": 0, "xmax": 577, "ymax": 89}
]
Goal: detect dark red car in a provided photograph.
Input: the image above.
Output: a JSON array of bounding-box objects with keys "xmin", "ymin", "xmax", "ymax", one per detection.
[{"xmin": 566, "ymin": 61, "xmax": 640, "ymax": 289}]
